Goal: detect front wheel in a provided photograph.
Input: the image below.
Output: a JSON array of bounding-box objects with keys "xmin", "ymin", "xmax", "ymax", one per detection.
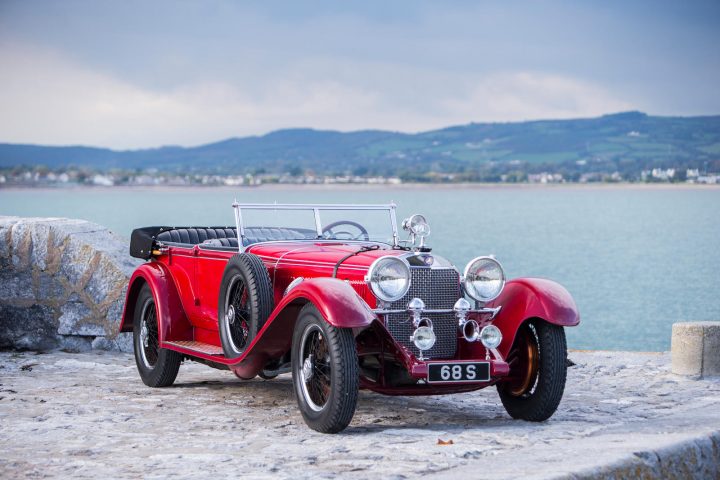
[
  {"xmin": 497, "ymin": 319, "xmax": 567, "ymax": 421},
  {"xmin": 291, "ymin": 304, "xmax": 359, "ymax": 433}
]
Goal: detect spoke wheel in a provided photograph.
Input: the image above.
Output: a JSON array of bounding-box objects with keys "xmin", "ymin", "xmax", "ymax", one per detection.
[
  {"xmin": 504, "ymin": 323, "xmax": 540, "ymax": 397},
  {"xmin": 299, "ymin": 325, "xmax": 332, "ymax": 411},
  {"xmin": 139, "ymin": 299, "xmax": 160, "ymax": 368},
  {"xmin": 132, "ymin": 284, "xmax": 181, "ymax": 388},
  {"xmin": 224, "ymin": 275, "xmax": 251, "ymax": 352},
  {"xmin": 497, "ymin": 319, "xmax": 567, "ymax": 422},
  {"xmin": 292, "ymin": 304, "xmax": 359, "ymax": 433},
  {"xmin": 217, "ymin": 254, "xmax": 274, "ymax": 359}
]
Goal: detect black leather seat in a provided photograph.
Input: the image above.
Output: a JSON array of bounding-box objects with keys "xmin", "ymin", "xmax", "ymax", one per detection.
[
  {"xmin": 156, "ymin": 227, "xmax": 316, "ymax": 247},
  {"xmin": 156, "ymin": 227, "xmax": 237, "ymax": 246}
]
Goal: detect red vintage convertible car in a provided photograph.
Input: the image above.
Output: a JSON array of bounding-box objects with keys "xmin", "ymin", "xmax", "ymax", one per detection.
[{"xmin": 120, "ymin": 202, "xmax": 579, "ymax": 433}]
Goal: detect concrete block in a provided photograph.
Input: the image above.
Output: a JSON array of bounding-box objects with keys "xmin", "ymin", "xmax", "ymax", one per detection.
[{"xmin": 672, "ymin": 321, "xmax": 720, "ymax": 377}]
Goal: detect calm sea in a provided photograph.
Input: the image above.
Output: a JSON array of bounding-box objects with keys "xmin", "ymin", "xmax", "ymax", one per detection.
[{"xmin": 1, "ymin": 184, "xmax": 718, "ymax": 352}]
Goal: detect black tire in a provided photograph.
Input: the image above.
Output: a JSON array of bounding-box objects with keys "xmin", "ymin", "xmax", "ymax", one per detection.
[
  {"xmin": 218, "ymin": 254, "xmax": 274, "ymax": 359},
  {"xmin": 291, "ymin": 304, "xmax": 359, "ymax": 433},
  {"xmin": 258, "ymin": 370, "xmax": 279, "ymax": 380},
  {"xmin": 497, "ymin": 320, "xmax": 567, "ymax": 422},
  {"xmin": 133, "ymin": 284, "xmax": 182, "ymax": 387}
]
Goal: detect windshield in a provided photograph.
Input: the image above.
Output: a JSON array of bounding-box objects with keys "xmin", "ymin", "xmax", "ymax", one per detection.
[{"xmin": 233, "ymin": 203, "xmax": 398, "ymax": 247}]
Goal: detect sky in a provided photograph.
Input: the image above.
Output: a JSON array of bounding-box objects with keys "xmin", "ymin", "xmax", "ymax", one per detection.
[{"xmin": 0, "ymin": 0, "xmax": 718, "ymax": 149}]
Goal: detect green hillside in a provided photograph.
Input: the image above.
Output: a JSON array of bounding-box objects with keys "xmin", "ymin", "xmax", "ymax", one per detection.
[{"xmin": 1, "ymin": 112, "xmax": 719, "ymax": 181}]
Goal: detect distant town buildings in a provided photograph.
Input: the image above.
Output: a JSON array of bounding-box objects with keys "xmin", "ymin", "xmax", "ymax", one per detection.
[
  {"xmin": 527, "ymin": 173, "xmax": 564, "ymax": 184},
  {"xmin": 0, "ymin": 165, "xmax": 717, "ymax": 188},
  {"xmin": 0, "ymin": 168, "xmax": 404, "ymax": 188}
]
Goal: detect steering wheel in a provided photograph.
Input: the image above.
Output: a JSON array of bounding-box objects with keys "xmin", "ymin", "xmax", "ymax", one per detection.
[{"xmin": 322, "ymin": 220, "xmax": 370, "ymax": 241}]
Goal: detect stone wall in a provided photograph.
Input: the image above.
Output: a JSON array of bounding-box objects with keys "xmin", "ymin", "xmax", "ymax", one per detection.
[{"xmin": 0, "ymin": 216, "xmax": 141, "ymax": 352}]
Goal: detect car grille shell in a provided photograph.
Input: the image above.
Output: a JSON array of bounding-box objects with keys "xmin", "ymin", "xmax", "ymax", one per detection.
[{"xmin": 385, "ymin": 267, "xmax": 461, "ymax": 359}]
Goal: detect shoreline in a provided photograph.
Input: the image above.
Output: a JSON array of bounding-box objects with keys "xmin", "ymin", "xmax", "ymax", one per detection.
[{"xmin": 1, "ymin": 182, "xmax": 719, "ymax": 193}]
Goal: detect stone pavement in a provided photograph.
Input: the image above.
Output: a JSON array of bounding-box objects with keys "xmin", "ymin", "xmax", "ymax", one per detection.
[{"xmin": 1, "ymin": 350, "xmax": 719, "ymax": 479}]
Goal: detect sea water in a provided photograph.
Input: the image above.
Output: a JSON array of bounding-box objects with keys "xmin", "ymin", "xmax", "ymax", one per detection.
[{"xmin": 2, "ymin": 184, "xmax": 718, "ymax": 351}]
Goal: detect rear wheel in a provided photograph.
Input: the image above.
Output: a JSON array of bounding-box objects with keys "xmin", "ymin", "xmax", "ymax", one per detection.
[
  {"xmin": 218, "ymin": 254, "xmax": 274, "ymax": 359},
  {"xmin": 497, "ymin": 319, "xmax": 567, "ymax": 421},
  {"xmin": 291, "ymin": 304, "xmax": 359, "ymax": 433},
  {"xmin": 133, "ymin": 284, "xmax": 182, "ymax": 387}
]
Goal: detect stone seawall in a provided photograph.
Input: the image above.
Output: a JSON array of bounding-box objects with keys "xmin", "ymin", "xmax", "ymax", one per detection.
[{"xmin": 0, "ymin": 216, "xmax": 140, "ymax": 352}]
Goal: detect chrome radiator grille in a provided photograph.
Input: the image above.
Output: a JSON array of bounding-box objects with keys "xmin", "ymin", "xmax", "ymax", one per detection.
[{"xmin": 385, "ymin": 267, "xmax": 461, "ymax": 359}]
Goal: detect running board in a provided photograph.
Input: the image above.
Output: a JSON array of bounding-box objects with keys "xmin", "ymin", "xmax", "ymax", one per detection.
[{"xmin": 164, "ymin": 340, "xmax": 225, "ymax": 356}]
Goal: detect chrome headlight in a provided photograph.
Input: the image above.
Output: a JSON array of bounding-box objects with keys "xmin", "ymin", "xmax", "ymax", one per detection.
[
  {"xmin": 411, "ymin": 326, "xmax": 436, "ymax": 351},
  {"xmin": 463, "ymin": 256, "xmax": 505, "ymax": 302},
  {"xmin": 402, "ymin": 214, "xmax": 431, "ymax": 237},
  {"xmin": 365, "ymin": 256, "xmax": 411, "ymax": 302},
  {"xmin": 480, "ymin": 325, "xmax": 502, "ymax": 349}
]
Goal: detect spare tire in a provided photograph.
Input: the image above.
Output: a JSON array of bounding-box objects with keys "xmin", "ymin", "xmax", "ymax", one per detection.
[{"xmin": 218, "ymin": 253, "xmax": 274, "ymax": 359}]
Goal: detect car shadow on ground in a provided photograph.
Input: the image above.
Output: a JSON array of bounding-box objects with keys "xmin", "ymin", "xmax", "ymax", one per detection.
[{"xmin": 171, "ymin": 374, "xmax": 518, "ymax": 433}]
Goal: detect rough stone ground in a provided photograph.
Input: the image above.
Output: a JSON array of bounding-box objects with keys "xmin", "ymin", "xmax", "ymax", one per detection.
[{"xmin": 1, "ymin": 350, "xmax": 719, "ymax": 479}]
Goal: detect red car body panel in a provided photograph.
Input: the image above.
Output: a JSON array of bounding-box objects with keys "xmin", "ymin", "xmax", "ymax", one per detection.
[
  {"xmin": 486, "ymin": 277, "xmax": 580, "ymax": 358},
  {"xmin": 278, "ymin": 277, "xmax": 376, "ymax": 328},
  {"xmin": 119, "ymin": 262, "xmax": 192, "ymax": 342},
  {"xmin": 120, "ymin": 237, "xmax": 579, "ymax": 392}
]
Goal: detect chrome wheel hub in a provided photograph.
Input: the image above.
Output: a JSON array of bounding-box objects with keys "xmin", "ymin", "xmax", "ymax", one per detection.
[
  {"xmin": 227, "ymin": 304, "xmax": 235, "ymax": 325},
  {"xmin": 302, "ymin": 355, "xmax": 314, "ymax": 381},
  {"xmin": 140, "ymin": 321, "xmax": 149, "ymax": 348}
]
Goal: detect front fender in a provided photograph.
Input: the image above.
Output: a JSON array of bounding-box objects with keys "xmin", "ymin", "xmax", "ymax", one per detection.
[
  {"xmin": 487, "ymin": 277, "xmax": 580, "ymax": 357},
  {"xmin": 281, "ymin": 277, "xmax": 376, "ymax": 328},
  {"xmin": 118, "ymin": 262, "xmax": 192, "ymax": 342},
  {"xmin": 229, "ymin": 277, "xmax": 375, "ymax": 378}
]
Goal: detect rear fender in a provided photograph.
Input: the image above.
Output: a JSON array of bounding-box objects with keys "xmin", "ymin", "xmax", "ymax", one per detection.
[
  {"xmin": 118, "ymin": 262, "xmax": 192, "ymax": 342},
  {"xmin": 487, "ymin": 278, "xmax": 579, "ymax": 358}
]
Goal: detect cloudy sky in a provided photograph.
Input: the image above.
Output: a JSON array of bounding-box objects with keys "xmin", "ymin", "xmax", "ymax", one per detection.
[{"xmin": 0, "ymin": 0, "xmax": 718, "ymax": 149}]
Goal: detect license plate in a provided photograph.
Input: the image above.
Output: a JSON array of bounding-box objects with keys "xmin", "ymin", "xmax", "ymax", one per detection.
[{"xmin": 427, "ymin": 362, "xmax": 490, "ymax": 383}]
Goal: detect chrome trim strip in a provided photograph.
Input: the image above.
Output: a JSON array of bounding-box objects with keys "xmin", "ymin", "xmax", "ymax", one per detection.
[
  {"xmin": 232, "ymin": 199, "xmax": 245, "ymax": 253},
  {"xmin": 373, "ymin": 306, "xmax": 501, "ymax": 317},
  {"xmin": 313, "ymin": 208, "xmax": 323, "ymax": 237},
  {"xmin": 249, "ymin": 239, "xmax": 393, "ymax": 254},
  {"xmin": 232, "ymin": 203, "xmax": 397, "ymax": 210},
  {"xmin": 389, "ymin": 204, "xmax": 399, "ymax": 247}
]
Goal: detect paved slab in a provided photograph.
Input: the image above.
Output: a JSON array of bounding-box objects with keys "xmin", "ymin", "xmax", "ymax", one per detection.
[{"xmin": 1, "ymin": 350, "xmax": 719, "ymax": 479}]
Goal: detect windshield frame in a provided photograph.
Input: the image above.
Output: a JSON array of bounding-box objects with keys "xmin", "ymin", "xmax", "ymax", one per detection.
[{"xmin": 231, "ymin": 202, "xmax": 399, "ymax": 252}]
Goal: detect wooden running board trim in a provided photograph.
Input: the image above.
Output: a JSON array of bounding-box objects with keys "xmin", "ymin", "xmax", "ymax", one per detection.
[{"xmin": 164, "ymin": 340, "xmax": 224, "ymax": 356}]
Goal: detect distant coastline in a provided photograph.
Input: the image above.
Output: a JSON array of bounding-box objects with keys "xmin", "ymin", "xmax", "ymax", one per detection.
[
  {"xmin": 2, "ymin": 181, "xmax": 719, "ymax": 193},
  {"xmin": 2, "ymin": 112, "xmax": 720, "ymax": 188}
]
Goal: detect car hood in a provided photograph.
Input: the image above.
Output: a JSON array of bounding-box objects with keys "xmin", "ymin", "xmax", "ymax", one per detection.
[
  {"xmin": 247, "ymin": 241, "xmax": 456, "ymax": 274},
  {"xmin": 247, "ymin": 241, "xmax": 402, "ymax": 271}
]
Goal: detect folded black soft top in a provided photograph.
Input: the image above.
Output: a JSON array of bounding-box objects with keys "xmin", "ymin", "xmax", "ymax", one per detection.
[
  {"xmin": 129, "ymin": 226, "xmax": 241, "ymax": 259},
  {"xmin": 129, "ymin": 226, "xmax": 171, "ymax": 260}
]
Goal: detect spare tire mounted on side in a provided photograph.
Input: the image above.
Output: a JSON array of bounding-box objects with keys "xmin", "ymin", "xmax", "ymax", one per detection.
[{"xmin": 218, "ymin": 253, "xmax": 274, "ymax": 359}]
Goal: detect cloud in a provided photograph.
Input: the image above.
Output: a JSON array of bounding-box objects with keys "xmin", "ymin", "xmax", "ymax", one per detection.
[
  {"xmin": 0, "ymin": 44, "xmax": 382, "ymax": 148},
  {"xmin": 0, "ymin": 44, "xmax": 633, "ymax": 149},
  {"xmin": 441, "ymin": 72, "xmax": 634, "ymax": 122}
]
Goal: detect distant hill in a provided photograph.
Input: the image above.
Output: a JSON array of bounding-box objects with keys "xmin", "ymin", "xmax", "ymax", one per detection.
[{"xmin": 1, "ymin": 112, "xmax": 719, "ymax": 178}]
